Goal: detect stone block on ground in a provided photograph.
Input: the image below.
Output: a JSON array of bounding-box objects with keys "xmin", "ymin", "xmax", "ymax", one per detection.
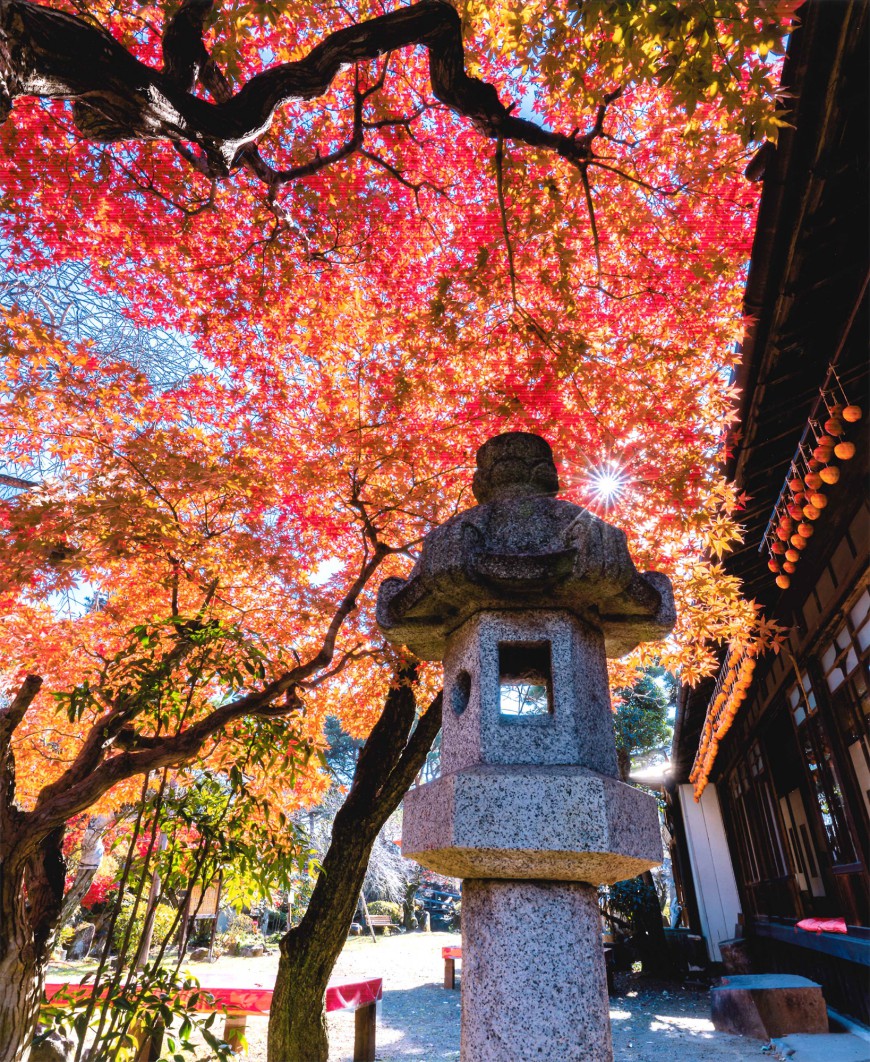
[
  {"xmin": 66, "ymin": 922, "xmax": 95, "ymax": 960},
  {"xmin": 711, "ymin": 974, "xmax": 828, "ymax": 1039},
  {"xmin": 189, "ymin": 946, "xmax": 210, "ymax": 961},
  {"xmin": 772, "ymin": 1033, "xmax": 870, "ymax": 1062}
]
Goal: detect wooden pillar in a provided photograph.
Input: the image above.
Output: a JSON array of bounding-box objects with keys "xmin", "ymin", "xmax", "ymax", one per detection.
[
  {"xmin": 207, "ymin": 873, "xmax": 223, "ymax": 963},
  {"xmin": 223, "ymin": 1013, "xmax": 248, "ymax": 1054},
  {"xmin": 353, "ymin": 1001, "xmax": 377, "ymax": 1062}
]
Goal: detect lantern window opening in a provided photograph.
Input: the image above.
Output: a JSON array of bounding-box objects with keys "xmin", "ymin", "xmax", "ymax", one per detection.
[
  {"xmin": 498, "ymin": 640, "xmax": 553, "ymax": 718},
  {"xmin": 452, "ymin": 669, "xmax": 472, "ymax": 716}
]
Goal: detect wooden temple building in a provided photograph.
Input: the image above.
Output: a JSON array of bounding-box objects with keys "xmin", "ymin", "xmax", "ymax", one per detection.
[{"xmin": 667, "ymin": 0, "xmax": 869, "ymax": 1026}]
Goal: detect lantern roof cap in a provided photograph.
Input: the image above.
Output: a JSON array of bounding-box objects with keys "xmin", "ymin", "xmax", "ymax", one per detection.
[{"xmin": 376, "ymin": 432, "xmax": 676, "ymax": 660}]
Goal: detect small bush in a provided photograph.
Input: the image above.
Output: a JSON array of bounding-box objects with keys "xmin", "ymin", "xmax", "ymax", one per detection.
[
  {"xmin": 217, "ymin": 911, "xmax": 264, "ymax": 956},
  {"xmin": 449, "ymin": 901, "xmax": 461, "ymax": 931},
  {"xmin": 112, "ymin": 898, "xmax": 177, "ymax": 955}
]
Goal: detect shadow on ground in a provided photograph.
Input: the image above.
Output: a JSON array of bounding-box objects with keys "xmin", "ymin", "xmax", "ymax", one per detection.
[{"xmin": 369, "ymin": 983, "xmax": 462, "ymax": 1061}]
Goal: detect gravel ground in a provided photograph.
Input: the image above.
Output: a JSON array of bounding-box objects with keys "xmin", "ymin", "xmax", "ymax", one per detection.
[
  {"xmin": 190, "ymin": 932, "xmax": 768, "ymax": 1061},
  {"xmin": 49, "ymin": 932, "xmax": 771, "ymax": 1060}
]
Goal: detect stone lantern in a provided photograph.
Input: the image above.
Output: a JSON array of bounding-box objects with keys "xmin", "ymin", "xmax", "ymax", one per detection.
[{"xmin": 376, "ymin": 432, "xmax": 676, "ymax": 1062}]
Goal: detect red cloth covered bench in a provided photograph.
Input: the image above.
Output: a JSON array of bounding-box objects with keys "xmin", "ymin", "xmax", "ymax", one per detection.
[
  {"xmin": 442, "ymin": 945, "xmax": 462, "ymax": 989},
  {"xmin": 44, "ymin": 977, "xmax": 383, "ymax": 1060}
]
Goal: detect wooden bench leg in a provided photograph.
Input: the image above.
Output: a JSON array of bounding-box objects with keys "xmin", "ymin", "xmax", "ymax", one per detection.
[
  {"xmin": 223, "ymin": 1013, "xmax": 248, "ymax": 1054},
  {"xmin": 134, "ymin": 1021, "xmax": 164, "ymax": 1062},
  {"xmin": 353, "ymin": 1001, "xmax": 377, "ymax": 1062},
  {"xmin": 444, "ymin": 956, "xmax": 456, "ymax": 990}
]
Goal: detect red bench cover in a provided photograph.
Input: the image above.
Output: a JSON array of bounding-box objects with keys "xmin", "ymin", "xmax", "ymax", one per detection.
[{"xmin": 44, "ymin": 977, "xmax": 382, "ymax": 1017}]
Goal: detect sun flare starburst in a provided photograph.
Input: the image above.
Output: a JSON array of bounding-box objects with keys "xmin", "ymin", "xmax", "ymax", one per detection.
[{"xmin": 587, "ymin": 464, "xmax": 628, "ymax": 507}]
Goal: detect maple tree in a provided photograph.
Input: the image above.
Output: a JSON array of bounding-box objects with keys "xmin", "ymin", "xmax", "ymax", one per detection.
[{"xmin": 0, "ymin": 1, "xmax": 796, "ymax": 1059}]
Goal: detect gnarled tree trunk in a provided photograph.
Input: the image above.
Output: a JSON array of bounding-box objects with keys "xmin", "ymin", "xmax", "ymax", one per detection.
[
  {"xmin": 267, "ymin": 674, "xmax": 441, "ymax": 1062},
  {"xmin": 0, "ymin": 830, "xmax": 66, "ymax": 1062},
  {"xmin": 0, "ymin": 862, "xmax": 44, "ymax": 1062},
  {"xmin": 0, "ymin": 676, "xmax": 68, "ymax": 1062}
]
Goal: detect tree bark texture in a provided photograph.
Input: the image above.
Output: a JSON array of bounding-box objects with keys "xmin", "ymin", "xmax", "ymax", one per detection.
[
  {"xmin": 267, "ymin": 677, "xmax": 442, "ymax": 1062},
  {"xmin": 0, "ymin": 831, "xmax": 65, "ymax": 1062},
  {"xmin": 0, "ymin": 675, "xmax": 66, "ymax": 1062}
]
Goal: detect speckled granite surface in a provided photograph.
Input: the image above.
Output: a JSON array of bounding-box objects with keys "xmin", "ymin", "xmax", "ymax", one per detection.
[
  {"xmin": 461, "ymin": 880, "xmax": 612, "ymax": 1061},
  {"xmin": 403, "ymin": 764, "xmax": 661, "ymax": 883},
  {"xmin": 441, "ymin": 610, "xmax": 619, "ymax": 776}
]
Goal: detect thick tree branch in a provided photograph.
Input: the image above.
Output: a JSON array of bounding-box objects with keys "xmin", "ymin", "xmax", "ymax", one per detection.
[
  {"xmin": 375, "ymin": 688, "xmax": 443, "ymax": 812},
  {"xmin": 0, "ymin": 673, "xmax": 42, "ymax": 745},
  {"xmin": 345, "ymin": 663, "xmax": 419, "ymax": 809},
  {"xmin": 0, "ymin": 0, "xmax": 596, "ymax": 176},
  {"xmin": 1, "ymin": 675, "xmax": 42, "ymax": 850},
  {"xmin": 25, "ymin": 544, "xmax": 390, "ymax": 838},
  {"xmin": 161, "ymin": 0, "xmax": 213, "ymax": 94},
  {"xmin": 0, "ymin": 472, "xmax": 39, "ymax": 490}
]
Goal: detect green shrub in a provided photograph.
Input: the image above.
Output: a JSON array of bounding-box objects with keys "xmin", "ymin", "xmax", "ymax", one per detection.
[
  {"xmin": 112, "ymin": 898, "xmax": 177, "ymax": 956},
  {"xmin": 449, "ymin": 901, "xmax": 461, "ymax": 931},
  {"xmin": 602, "ymin": 877, "xmax": 657, "ymax": 932},
  {"xmin": 217, "ymin": 911, "xmax": 264, "ymax": 955}
]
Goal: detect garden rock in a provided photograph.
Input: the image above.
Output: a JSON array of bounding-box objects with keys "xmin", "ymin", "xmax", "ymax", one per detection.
[
  {"xmin": 32, "ymin": 1026, "xmax": 74, "ymax": 1062},
  {"xmin": 239, "ymin": 943, "xmax": 264, "ymax": 957},
  {"xmin": 66, "ymin": 922, "xmax": 95, "ymax": 960},
  {"xmin": 189, "ymin": 946, "xmax": 211, "ymax": 961}
]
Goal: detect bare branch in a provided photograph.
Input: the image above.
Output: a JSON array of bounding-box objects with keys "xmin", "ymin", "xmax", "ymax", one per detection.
[
  {"xmin": 0, "ymin": 472, "xmax": 39, "ymax": 490},
  {"xmin": 494, "ymin": 136, "xmax": 519, "ymax": 310},
  {"xmin": 579, "ymin": 164, "xmax": 602, "ymax": 284}
]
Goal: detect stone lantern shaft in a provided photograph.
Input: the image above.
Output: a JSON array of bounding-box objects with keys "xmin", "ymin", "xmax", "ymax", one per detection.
[{"xmin": 377, "ymin": 433, "xmax": 675, "ymax": 1062}]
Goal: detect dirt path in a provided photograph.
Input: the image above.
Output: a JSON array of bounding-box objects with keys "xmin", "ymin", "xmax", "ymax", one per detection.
[
  {"xmin": 48, "ymin": 932, "xmax": 767, "ymax": 1059},
  {"xmin": 201, "ymin": 932, "xmax": 765, "ymax": 1061}
]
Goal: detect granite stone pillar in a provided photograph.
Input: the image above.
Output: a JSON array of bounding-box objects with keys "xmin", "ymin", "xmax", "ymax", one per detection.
[
  {"xmin": 462, "ymin": 880, "xmax": 611, "ymax": 1062},
  {"xmin": 376, "ymin": 432, "xmax": 676, "ymax": 1062}
]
